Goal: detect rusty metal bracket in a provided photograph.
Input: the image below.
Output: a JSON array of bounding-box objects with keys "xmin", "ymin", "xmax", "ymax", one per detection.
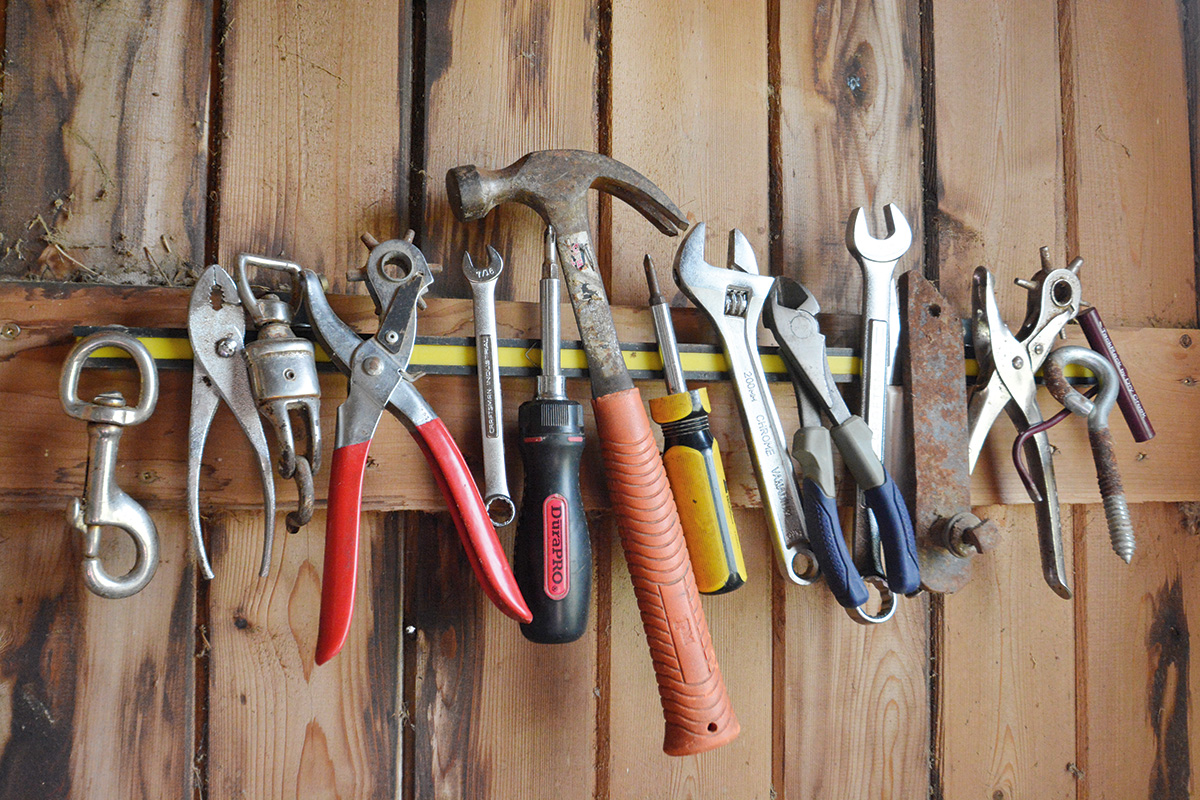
[{"xmin": 901, "ymin": 271, "xmax": 999, "ymax": 593}]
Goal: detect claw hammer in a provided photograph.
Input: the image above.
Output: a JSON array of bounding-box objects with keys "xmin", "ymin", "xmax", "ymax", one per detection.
[{"xmin": 447, "ymin": 150, "xmax": 739, "ymax": 756}]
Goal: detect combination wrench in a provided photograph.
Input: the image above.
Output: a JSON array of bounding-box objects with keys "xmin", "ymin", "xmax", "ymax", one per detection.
[
  {"xmin": 463, "ymin": 246, "xmax": 516, "ymax": 527},
  {"xmin": 846, "ymin": 204, "xmax": 912, "ymax": 621}
]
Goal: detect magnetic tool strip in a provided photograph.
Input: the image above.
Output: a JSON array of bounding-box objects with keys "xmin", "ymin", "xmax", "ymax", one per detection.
[{"xmin": 71, "ymin": 326, "xmax": 1097, "ymax": 383}]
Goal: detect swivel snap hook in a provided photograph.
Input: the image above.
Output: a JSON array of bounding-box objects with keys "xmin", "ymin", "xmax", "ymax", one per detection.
[
  {"xmin": 236, "ymin": 254, "xmax": 323, "ymax": 533},
  {"xmin": 61, "ymin": 330, "xmax": 160, "ymax": 599}
]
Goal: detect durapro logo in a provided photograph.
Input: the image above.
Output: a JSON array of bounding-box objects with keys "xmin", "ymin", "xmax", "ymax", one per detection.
[{"xmin": 543, "ymin": 494, "xmax": 569, "ymax": 600}]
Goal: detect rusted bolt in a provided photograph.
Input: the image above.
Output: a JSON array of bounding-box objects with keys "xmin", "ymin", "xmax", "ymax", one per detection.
[
  {"xmin": 362, "ymin": 356, "xmax": 384, "ymax": 376},
  {"xmin": 938, "ymin": 512, "xmax": 1001, "ymax": 558},
  {"xmin": 1181, "ymin": 333, "xmax": 1193, "ymax": 349}
]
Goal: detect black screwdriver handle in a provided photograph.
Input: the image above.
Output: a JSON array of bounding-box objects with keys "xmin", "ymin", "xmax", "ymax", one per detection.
[{"xmin": 513, "ymin": 398, "xmax": 593, "ymax": 643}]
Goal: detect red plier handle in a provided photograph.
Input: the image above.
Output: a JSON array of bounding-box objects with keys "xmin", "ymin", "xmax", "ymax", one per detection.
[{"xmin": 316, "ymin": 401, "xmax": 531, "ymax": 665}]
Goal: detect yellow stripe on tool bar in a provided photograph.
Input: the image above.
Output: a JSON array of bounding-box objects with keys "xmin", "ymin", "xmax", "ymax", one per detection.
[{"xmin": 72, "ymin": 326, "xmax": 1033, "ymax": 383}]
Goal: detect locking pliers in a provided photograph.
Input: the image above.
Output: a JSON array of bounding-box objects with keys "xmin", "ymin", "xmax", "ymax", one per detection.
[
  {"xmin": 967, "ymin": 253, "xmax": 1082, "ymax": 597},
  {"xmin": 298, "ymin": 233, "xmax": 531, "ymax": 664},
  {"xmin": 764, "ymin": 276, "xmax": 919, "ymax": 618}
]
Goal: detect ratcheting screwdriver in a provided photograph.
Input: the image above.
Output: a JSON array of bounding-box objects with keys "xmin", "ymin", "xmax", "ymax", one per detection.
[
  {"xmin": 512, "ymin": 227, "xmax": 592, "ymax": 643},
  {"xmin": 644, "ymin": 255, "xmax": 746, "ymax": 595}
]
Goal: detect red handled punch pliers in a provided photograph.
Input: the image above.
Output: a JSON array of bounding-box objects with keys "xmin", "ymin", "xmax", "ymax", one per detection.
[{"xmin": 299, "ymin": 234, "xmax": 531, "ymax": 664}]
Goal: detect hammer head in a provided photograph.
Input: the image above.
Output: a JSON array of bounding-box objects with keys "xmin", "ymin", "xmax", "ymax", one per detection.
[{"xmin": 446, "ymin": 150, "xmax": 687, "ymax": 240}]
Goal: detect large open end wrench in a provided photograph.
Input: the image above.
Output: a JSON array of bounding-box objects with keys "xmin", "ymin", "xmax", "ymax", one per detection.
[
  {"xmin": 846, "ymin": 204, "xmax": 912, "ymax": 621},
  {"xmin": 463, "ymin": 246, "xmax": 516, "ymax": 527}
]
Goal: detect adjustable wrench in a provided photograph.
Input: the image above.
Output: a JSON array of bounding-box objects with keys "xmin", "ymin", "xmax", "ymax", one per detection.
[
  {"xmin": 463, "ymin": 246, "xmax": 516, "ymax": 527},
  {"xmin": 846, "ymin": 204, "xmax": 912, "ymax": 617},
  {"xmin": 673, "ymin": 223, "xmax": 817, "ymax": 585}
]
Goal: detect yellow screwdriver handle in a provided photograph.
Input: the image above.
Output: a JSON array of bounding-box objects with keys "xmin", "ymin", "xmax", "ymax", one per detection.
[{"xmin": 650, "ymin": 388, "xmax": 747, "ymax": 594}]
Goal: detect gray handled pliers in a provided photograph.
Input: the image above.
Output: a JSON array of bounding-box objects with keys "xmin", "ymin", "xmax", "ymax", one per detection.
[{"xmin": 764, "ymin": 276, "xmax": 919, "ymax": 614}]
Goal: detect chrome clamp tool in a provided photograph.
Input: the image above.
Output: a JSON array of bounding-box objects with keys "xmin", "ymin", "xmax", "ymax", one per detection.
[
  {"xmin": 61, "ymin": 330, "xmax": 160, "ymax": 599},
  {"xmin": 236, "ymin": 254, "xmax": 323, "ymax": 534},
  {"xmin": 763, "ymin": 276, "xmax": 919, "ymax": 620},
  {"xmin": 673, "ymin": 222, "xmax": 817, "ymax": 586},
  {"xmin": 187, "ymin": 264, "xmax": 278, "ymax": 580},
  {"xmin": 967, "ymin": 252, "xmax": 1083, "ymax": 597},
  {"xmin": 296, "ymin": 232, "xmax": 531, "ymax": 664}
]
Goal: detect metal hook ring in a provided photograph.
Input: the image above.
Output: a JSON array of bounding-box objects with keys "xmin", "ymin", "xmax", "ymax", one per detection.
[
  {"xmin": 285, "ymin": 456, "xmax": 315, "ymax": 534},
  {"xmin": 1043, "ymin": 346, "xmax": 1120, "ymax": 426},
  {"xmin": 60, "ymin": 330, "xmax": 158, "ymax": 426},
  {"xmin": 237, "ymin": 254, "xmax": 306, "ymax": 324},
  {"xmin": 71, "ymin": 496, "xmax": 160, "ymax": 599}
]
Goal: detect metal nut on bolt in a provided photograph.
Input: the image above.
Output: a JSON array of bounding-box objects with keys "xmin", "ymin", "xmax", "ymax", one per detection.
[{"xmin": 938, "ymin": 512, "xmax": 1001, "ymax": 558}]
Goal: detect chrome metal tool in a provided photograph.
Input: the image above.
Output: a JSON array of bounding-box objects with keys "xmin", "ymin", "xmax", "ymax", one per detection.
[
  {"xmin": 463, "ymin": 245, "xmax": 516, "ymax": 527},
  {"xmin": 61, "ymin": 330, "xmax": 160, "ymax": 599},
  {"xmin": 187, "ymin": 264, "xmax": 276, "ymax": 579},
  {"xmin": 673, "ymin": 222, "xmax": 816, "ymax": 586}
]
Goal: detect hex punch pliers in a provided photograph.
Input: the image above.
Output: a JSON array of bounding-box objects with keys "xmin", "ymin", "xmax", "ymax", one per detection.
[
  {"xmin": 967, "ymin": 256, "xmax": 1082, "ymax": 597},
  {"xmin": 297, "ymin": 234, "xmax": 532, "ymax": 664},
  {"xmin": 764, "ymin": 276, "xmax": 919, "ymax": 614}
]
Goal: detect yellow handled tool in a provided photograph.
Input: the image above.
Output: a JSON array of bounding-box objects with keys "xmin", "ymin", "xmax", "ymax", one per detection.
[{"xmin": 645, "ymin": 256, "xmax": 746, "ymax": 594}]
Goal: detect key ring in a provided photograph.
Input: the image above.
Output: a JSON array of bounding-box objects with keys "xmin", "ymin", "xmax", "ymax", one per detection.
[{"xmin": 61, "ymin": 330, "xmax": 160, "ymax": 599}]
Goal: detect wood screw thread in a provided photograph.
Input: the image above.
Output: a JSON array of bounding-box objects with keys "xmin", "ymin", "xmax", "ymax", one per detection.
[{"xmin": 1089, "ymin": 427, "xmax": 1136, "ymax": 563}]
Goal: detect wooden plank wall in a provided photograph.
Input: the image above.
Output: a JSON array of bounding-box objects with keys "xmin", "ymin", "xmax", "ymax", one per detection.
[{"xmin": 0, "ymin": 1, "xmax": 1197, "ymax": 799}]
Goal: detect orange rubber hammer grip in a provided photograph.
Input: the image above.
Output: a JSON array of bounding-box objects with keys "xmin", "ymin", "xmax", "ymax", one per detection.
[{"xmin": 592, "ymin": 387, "xmax": 739, "ymax": 756}]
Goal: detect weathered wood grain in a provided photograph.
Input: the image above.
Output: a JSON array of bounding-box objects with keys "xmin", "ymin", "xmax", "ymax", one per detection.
[
  {"xmin": 206, "ymin": 510, "xmax": 400, "ymax": 800},
  {"xmin": 420, "ymin": 0, "xmax": 599, "ymax": 302},
  {"xmin": 934, "ymin": 505, "xmax": 1077, "ymax": 800},
  {"xmin": 772, "ymin": 3, "xmax": 929, "ymax": 796},
  {"xmin": 0, "ymin": 512, "xmax": 194, "ymax": 800},
  {"xmin": 926, "ymin": 4, "xmax": 1078, "ymax": 797},
  {"xmin": 1060, "ymin": 0, "xmax": 1196, "ymax": 328},
  {"xmin": 774, "ymin": 0, "xmax": 924, "ymax": 315},
  {"xmin": 1073, "ymin": 503, "xmax": 1200, "ymax": 800},
  {"xmin": 779, "ymin": 587, "xmax": 929, "ymax": 799},
  {"xmin": 0, "ymin": 0, "xmax": 211, "ymax": 283},
  {"xmin": 609, "ymin": 0, "xmax": 771, "ymax": 307},
  {"xmin": 215, "ymin": 0, "xmax": 411, "ymax": 292},
  {"xmin": 926, "ymin": 0, "xmax": 1066, "ymax": 322},
  {"xmin": 406, "ymin": 510, "xmax": 597, "ymax": 799}
]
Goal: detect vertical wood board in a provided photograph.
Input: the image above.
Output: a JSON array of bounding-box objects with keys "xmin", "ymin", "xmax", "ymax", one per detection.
[
  {"xmin": 215, "ymin": 0, "xmax": 410, "ymax": 290},
  {"xmin": 420, "ymin": 0, "xmax": 600, "ymax": 302},
  {"xmin": 206, "ymin": 511, "xmax": 400, "ymax": 800},
  {"xmin": 774, "ymin": 0, "xmax": 924, "ymax": 314},
  {"xmin": 0, "ymin": 0, "xmax": 211, "ymax": 283},
  {"xmin": 0, "ymin": 512, "xmax": 194, "ymax": 800}
]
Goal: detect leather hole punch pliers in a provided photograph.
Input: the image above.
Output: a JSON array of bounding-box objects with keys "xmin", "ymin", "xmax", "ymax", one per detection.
[
  {"xmin": 967, "ymin": 253, "xmax": 1083, "ymax": 598},
  {"xmin": 297, "ymin": 232, "xmax": 531, "ymax": 665},
  {"xmin": 763, "ymin": 276, "xmax": 919, "ymax": 620}
]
